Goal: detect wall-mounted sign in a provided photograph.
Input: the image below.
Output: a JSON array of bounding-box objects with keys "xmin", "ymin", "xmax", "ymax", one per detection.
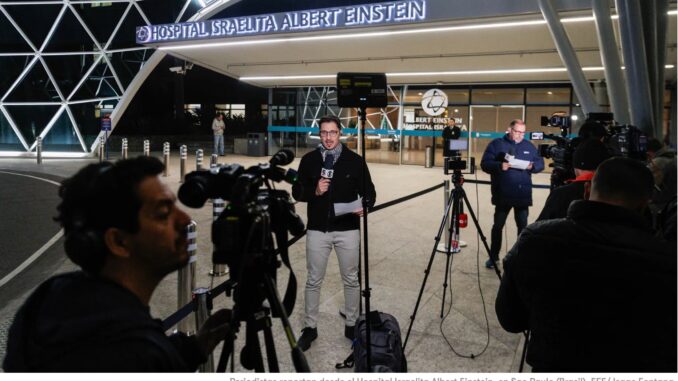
[
  {"xmin": 136, "ymin": 0, "xmax": 426, "ymax": 44},
  {"xmin": 404, "ymin": 117, "xmax": 462, "ymax": 131},
  {"xmin": 421, "ymin": 88, "xmax": 448, "ymax": 116}
]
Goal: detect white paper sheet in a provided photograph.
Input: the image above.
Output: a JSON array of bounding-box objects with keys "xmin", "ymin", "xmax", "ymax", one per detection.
[
  {"xmin": 334, "ymin": 197, "xmax": 363, "ymax": 217},
  {"xmin": 505, "ymin": 154, "xmax": 531, "ymax": 170}
]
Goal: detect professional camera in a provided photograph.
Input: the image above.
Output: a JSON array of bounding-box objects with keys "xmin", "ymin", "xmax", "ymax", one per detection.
[
  {"xmin": 538, "ymin": 112, "xmax": 648, "ymax": 189},
  {"xmin": 178, "ymin": 149, "xmax": 309, "ymax": 372},
  {"xmin": 587, "ymin": 112, "xmax": 647, "ymax": 161},
  {"xmin": 179, "ymin": 148, "xmax": 303, "ymax": 273},
  {"xmin": 442, "ymin": 125, "xmax": 474, "ymax": 176}
]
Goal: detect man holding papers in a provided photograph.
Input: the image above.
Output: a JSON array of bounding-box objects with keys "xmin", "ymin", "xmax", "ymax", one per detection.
[
  {"xmin": 292, "ymin": 115, "xmax": 376, "ymax": 351},
  {"xmin": 480, "ymin": 119, "xmax": 544, "ymax": 270}
]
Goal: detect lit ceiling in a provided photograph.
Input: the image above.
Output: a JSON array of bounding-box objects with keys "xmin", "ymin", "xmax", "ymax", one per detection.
[{"xmin": 146, "ymin": 8, "xmax": 677, "ymax": 88}]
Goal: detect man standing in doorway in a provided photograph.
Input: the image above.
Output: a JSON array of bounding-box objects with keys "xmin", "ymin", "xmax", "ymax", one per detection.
[
  {"xmin": 480, "ymin": 119, "xmax": 544, "ymax": 269},
  {"xmin": 212, "ymin": 113, "xmax": 225, "ymax": 156},
  {"xmin": 292, "ymin": 115, "xmax": 376, "ymax": 351}
]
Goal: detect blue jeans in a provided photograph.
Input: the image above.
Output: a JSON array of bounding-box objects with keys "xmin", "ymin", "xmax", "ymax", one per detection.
[
  {"xmin": 490, "ymin": 205, "xmax": 528, "ymax": 261},
  {"xmin": 213, "ymin": 135, "xmax": 224, "ymax": 155}
]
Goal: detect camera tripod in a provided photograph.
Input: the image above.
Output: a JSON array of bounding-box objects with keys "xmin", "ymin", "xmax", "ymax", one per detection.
[
  {"xmin": 214, "ymin": 212, "xmax": 310, "ymax": 373},
  {"xmin": 402, "ymin": 169, "xmax": 499, "ymax": 352}
]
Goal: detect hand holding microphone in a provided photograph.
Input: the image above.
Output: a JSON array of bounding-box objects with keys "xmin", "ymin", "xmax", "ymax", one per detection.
[{"xmin": 316, "ymin": 153, "xmax": 334, "ymax": 196}]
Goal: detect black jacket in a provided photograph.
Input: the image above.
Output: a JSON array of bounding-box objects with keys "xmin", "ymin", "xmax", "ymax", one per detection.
[
  {"xmin": 496, "ymin": 200, "xmax": 677, "ymax": 372},
  {"xmin": 480, "ymin": 135, "xmax": 544, "ymax": 207},
  {"xmin": 3, "ymin": 272, "xmax": 206, "ymax": 372},
  {"xmin": 292, "ymin": 145, "xmax": 376, "ymax": 232},
  {"xmin": 536, "ymin": 180, "xmax": 587, "ymax": 221}
]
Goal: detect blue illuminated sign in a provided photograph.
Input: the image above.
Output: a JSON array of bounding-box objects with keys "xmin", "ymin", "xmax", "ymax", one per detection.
[{"xmin": 136, "ymin": 0, "xmax": 426, "ymax": 44}]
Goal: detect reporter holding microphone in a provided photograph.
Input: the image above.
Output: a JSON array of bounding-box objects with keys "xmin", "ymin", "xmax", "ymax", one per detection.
[{"xmin": 292, "ymin": 115, "xmax": 376, "ymax": 351}]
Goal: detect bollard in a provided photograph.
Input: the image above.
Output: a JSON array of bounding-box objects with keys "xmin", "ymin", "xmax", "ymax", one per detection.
[
  {"xmin": 193, "ymin": 288, "xmax": 214, "ymax": 373},
  {"xmin": 196, "ymin": 149, "xmax": 203, "ymax": 171},
  {"xmin": 424, "ymin": 145, "xmax": 433, "ymax": 168},
  {"xmin": 179, "ymin": 145, "xmax": 187, "ymax": 183},
  {"xmin": 210, "ymin": 198, "xmax": 228, "ymax": 277},
  {"xmin": 163, "ymin": 142, "xmax": 170, "ymax": 177},
  {"xmin": 121, "ymin": 138, "xmax": 128, "ymax": 160},
  {"xmin": 178, "ymin": 221, "xmax": 197, "ymax": 334},
  {"xmin": 210, "ymin": 154, "xmax": 218, "ymax": 168},
  {"xmin": 143, "ymin": 139, "xmax": 150, "ymax": 157},
  {"xmin": 36, "ymin": 136, "xmax": 42, "ymax": 164},
  {"xmin": 98, "ymin": 136, "xmax": 105, "ymax": 163}
]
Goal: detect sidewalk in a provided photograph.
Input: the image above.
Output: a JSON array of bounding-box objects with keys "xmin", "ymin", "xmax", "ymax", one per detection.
[{"xmin": 0, "ymin": 152, "xmax": 551, "ymax": 372}]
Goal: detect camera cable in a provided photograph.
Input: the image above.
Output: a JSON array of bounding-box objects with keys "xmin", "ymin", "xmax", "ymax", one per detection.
[{"xmin": 439, "ymin": 171, "xmax": 491, "ymax": 359}]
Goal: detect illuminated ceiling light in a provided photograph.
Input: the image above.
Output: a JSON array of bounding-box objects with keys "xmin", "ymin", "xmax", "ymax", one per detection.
[
  {"xmin": 418, "ymin": 92, "xmax": 423, "ymax": 95},
  {"xmin": 571, "ymin": 115, "xmax": 579, "ymax": 121},
  {"xmin": 547, "ymin": 91, "xmax": 553, "ymax": 95},
  {"xmin": 154, "ymin": 9, "xmax": 677, "ymax": 51},
  {"xmin": 241, "ymin": 65, "xmax": 676, "ymax": 81},
  {"xmin": 454, "ymin": 109, "xmax": 459, "ymax": 113}
]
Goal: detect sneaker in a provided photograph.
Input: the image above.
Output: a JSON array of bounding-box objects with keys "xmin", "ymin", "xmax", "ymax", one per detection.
[
  {"xmin": 297, "ymin": 327, "xmax": 317, "ymax": 352},
  {"xmin": 344, "ymin": 325, "xmax": 355, "ymax": 341},
  {"xmin": 485, "ymin": 259, "xmax": 496, "ymax": 269}
]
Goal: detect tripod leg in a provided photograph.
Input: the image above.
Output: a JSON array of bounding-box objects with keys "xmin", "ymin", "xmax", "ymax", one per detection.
[
  {"xmin": 457, "ymin": 184, "xmax": 502, "ymax": 280},
  {"xmin": 402, "ymin": 188, "xmax": 455, "ymax": 352},
  {"xmin": 440, "ymin": 189, "xmax": 459, "ymax": 318},
  {"xmin": 262, "ymin": 320, "xmax": 280, "ymax": 372},
  {"xmin": 241, "ymin": 321, "xmax": 265, "ymax": 372},
  {"xmin": 262, "ymin": 274, "xmax": 311, "ymax": 372}
]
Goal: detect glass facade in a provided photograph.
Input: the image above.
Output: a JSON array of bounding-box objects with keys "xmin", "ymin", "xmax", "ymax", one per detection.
[
  {"xmin": 0, "ymin": 0, "xmax": 207, "ymax": 154},
  {"xmin": 268, "ymin": 85, "xmax": 576, "ymax": 170}
]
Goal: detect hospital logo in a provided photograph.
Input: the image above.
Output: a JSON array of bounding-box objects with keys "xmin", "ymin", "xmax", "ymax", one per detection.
[{"xmin": 421, "ymin": 88, "xmax": 448, "ymax": 116}]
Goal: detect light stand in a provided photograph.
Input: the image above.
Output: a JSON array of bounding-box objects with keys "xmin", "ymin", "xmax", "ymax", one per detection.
[{"xmin": 358, "ymin": 106, "xmax": 373, "ymax": 370}]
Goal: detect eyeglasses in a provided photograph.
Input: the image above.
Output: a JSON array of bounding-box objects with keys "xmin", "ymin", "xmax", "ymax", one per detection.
[
  {"xmin": 320, "ymin": 130, "xmax": 339, "ymax": 137},
  {"xmin": 511, "ymin": 129, "xmax": 526, "ymax": 135}
]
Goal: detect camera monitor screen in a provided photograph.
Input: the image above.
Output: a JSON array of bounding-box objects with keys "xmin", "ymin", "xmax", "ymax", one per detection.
[
  {"xmin": 448, "ymin": 139, "xmax": 468, "ymax": 151},
  {"xmin": 531, "ymin": 132, "xmax": 544, "ymax": 140}
]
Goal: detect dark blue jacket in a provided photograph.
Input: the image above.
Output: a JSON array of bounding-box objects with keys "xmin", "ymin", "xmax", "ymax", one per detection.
[{"xmin": 480, "ymin": 135, "xmax": 544, "ymax": 207}]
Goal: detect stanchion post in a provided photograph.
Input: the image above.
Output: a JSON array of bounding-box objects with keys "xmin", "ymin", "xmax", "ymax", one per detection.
[
  {"xmin": 163, "ymin": 142, "xmax": 170, "ymax": 177},
  {"xmin": 193, "ymin": 288, "xmax": 214, "ymax": 373},
  {"xmin": 36, "ymin": 136, "xmax": 42, "ymax": 164},
  {"xmin": 98, "ymin": 136, "xmax": 105, "ymax": 163},
  {"xmin": 180, "ymin": 145, "xmax": 187, "ymax": 183},
  {"xmin": 210, "ymin": 198, "xmax": 228, "ymax": 277},
  {"xmin": 143, "ymin": 139, "xmax": 150, "ymax": 157},
  {"xmin": 178, "ymin": 221, "xmax": 198, "ymax": 334},
  {"xmin": 121, "ymin": 138, "xmax": 128, "ymax": 160},
  {"xmin": 196, "ymin": 149, "xmax": 203, "ymax": 171}
]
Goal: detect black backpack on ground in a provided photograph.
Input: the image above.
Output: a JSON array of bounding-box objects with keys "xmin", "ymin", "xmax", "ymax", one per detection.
[{"xmin": 336, "ymin": 311, "xmax": 407, "ymax": 372}]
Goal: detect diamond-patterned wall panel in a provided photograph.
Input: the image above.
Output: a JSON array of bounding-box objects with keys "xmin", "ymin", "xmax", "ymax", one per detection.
[
  {"xmin": 3, "ymin": 4, "xmax": 63, "ymax": 50},
  {"xmin": 42, "ymin": 109, "xmax": 84, "ymax": 152},
  {"xmin": 4, "ymin": 60, "xmax": 60, "ymax": 102},
  {"xmin": 0, "ymin": 0, "xmax": 209, "ymax": 154},
  {"xmin": 4, "ymin": 105, "xmax": 60, "ymax": 146},
  {"xmin": 43, "ymin": 54, "xmax": 98, "ymax": 99},
  {"xmin": 0, "ymin": 10, "xmax": 33, "ymax": 53},
  {"xmin": 71, "ymin": 2, "xmax": 130, "ymax": 47},
  {"xmin": 0, "ymin": 108, "xmax": 24, "ymax": 150},
  {"xmin": 43, "ymin": 7, "xmax": 98, "ymax": 52}
]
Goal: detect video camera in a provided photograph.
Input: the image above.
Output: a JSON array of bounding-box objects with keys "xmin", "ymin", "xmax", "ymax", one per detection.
[
  {"xmin": 538, "ymin": 112, "xmax": 647, "ymax": 189},
  {"xmin": 178, "ymin": 149, "xmax": 304, "ymax": 311},
  {"xmin": 442, "ymin": 125, "xmax": 474, "ymax": 177}
]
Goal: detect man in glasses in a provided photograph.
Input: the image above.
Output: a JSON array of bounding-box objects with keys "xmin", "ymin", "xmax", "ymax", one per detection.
[
  {"xmin": 480, "ymin": 119, "xmax": 544, "ymax": 269},
  {"xmin": 292, "ymin": 115, "xmax": 376, "ymax": 351}
]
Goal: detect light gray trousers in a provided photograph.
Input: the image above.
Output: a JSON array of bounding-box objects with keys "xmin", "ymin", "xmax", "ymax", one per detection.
[{"xmin": 304, "ymin": 229, "xmax": 360, "ymax": 329}]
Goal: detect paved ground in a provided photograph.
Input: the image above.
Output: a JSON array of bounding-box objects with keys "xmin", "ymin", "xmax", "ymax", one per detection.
[{"xmin": 0, "ymin": 151, "xmax": 552, "ymax": 372}]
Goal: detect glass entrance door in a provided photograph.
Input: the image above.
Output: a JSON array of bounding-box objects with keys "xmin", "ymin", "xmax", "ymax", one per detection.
[{"xmin": 469, "ymin": 105, "xmax": 525, "ymax": 163}]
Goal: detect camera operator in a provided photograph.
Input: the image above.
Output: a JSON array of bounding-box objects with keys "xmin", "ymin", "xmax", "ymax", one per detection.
[
  {"xmin": 646, "ymin": 138, "xmax": 677, "ymax": 241},
  {"xmin": 537, "ymin": 138, "xmax": 610, "ymax": 221},
  {"xmin": 292, "ymin": 115, "xmax": 376, "ymax": 351},
  {"xmin": 3, "ymin": 157, "xmax": 230, "ymax": 372},
  {"xmin": 496, "ymin": 157, "xmax": 677, "ymax": 372},
  {"xmin": 480, "ymin": 119, "xmax": 544, "ymax": 269}
]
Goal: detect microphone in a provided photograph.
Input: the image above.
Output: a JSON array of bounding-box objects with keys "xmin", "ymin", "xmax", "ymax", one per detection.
[
  {"xmin": 508, "ymin": 147, "xmax": 515, "ymax": 156},
  {"xmin": 320, "ymin": 153, "xmax": 334, "ymax": 179}
]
